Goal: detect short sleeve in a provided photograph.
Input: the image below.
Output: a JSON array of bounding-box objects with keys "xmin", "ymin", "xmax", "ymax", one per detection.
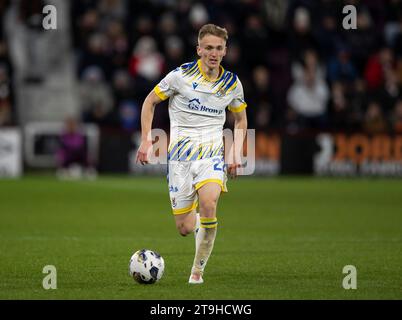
[
  {"xmin": 153, "ymin": 68, "xmax": 180, "ymax": 101},
  {"xmin": 228, "ymin": 78, "xmax": 247, "ymax": 113}
]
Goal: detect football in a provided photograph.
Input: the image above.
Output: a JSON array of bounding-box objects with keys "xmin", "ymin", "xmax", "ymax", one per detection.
[{"xmin": 129, "ymin": 249, "xmax": 165, "ymax": 284}]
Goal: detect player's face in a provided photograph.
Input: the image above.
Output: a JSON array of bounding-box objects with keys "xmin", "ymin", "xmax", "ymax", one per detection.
[{"xmin": 197, "ymin": 35, "xmax": 227, "ymax": 70}]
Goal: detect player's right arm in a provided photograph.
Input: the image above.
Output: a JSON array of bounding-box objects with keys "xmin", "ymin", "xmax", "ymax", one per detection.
[
  {"xmin": 136, "ymin": 68, "xmax": 180, "ymax": 165},
  {"xmin": 136, "ymin": 90, "xmax": 164, "ymax": 165}
]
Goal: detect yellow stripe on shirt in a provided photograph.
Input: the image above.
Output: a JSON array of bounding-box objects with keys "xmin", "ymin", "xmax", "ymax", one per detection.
[
  {"xmin": 228, "ymin": 103, "xmax": 247, "ymax": 113},
  {"xmin": 154, "ymin": 85, "xmax": 169, "ymax": 101}
]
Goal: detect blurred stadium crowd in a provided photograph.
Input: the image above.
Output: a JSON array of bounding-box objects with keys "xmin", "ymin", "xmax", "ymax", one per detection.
[{"xmin": 2, "ymin": 0, "xmax": 402, "ymax": 135}]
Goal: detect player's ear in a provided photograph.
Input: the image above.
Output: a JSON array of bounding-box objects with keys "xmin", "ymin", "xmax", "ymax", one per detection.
[{"xmin": 196, "ymin": 45, "xmax": 201, "ymax": 57}]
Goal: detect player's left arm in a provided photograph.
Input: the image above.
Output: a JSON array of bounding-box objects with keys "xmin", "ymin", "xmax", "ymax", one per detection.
[
  {"xmin": 226, "ymin": 76, "xmax": 248, "ymax": 178},
  {"xmin": 228, "ymin": 109, "xmax": 247, "ymax": 178}
]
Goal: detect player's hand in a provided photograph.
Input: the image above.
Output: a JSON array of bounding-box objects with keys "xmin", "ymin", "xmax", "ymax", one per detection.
[
  {"xmin": 136, "ymin": 140, "xmax": 152, "ymax": 165},
  {"xmin": 227, "ymin": 163, "xmax": 241, "ymax": 179}
]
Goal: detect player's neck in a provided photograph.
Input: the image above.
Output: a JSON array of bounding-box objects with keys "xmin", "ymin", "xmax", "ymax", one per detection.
[{"xmin": 199, "ymin": 60, "xmax": 221, "ymax": 81}]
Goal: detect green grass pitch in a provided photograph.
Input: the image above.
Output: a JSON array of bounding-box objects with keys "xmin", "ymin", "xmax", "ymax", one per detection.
[{"xmin": 0, "ymin": 175, "xmax": 401, "ymax": 299}]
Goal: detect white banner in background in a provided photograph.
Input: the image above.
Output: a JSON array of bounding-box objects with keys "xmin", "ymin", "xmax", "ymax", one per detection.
[{"xmin": 0, "ymin": 129, "xmax": 22, "ymax": 178}]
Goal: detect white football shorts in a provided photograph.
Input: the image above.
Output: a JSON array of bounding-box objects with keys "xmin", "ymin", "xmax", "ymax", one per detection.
[{"xmin": 167, "ymin": 156, "xmax": 228, "ymax": 215}]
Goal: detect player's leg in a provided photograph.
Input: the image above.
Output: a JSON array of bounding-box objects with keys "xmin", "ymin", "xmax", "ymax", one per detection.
[
  {"xmin": 189, "ymin": 182, "xmax": 222, "ymax": 284},
  {"xmin": 174, "ymin": 209, "xmax": 199, "ymax": 237},
  {"xmin": 168, "ymin": 161, "xmax": 200, "ymax": 236}
]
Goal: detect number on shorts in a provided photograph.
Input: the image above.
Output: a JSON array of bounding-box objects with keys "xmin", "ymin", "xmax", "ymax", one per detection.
[{"xmin": 213, "ymin": 158, "xmax": 223, "ymax": 171}]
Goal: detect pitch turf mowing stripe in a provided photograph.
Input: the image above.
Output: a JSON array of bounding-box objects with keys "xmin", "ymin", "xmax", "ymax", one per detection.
[{"xmin": 0, "ymin": 176, "xmax": 401, "ymax": 299}]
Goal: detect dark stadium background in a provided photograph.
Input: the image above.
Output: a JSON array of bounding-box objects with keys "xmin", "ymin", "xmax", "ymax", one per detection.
[
  {"xmin": 1, "ymin": 0, "xmax": 402, "ymax": 175},
  {"xmin": 0, "ymin": 0, "xmax": 401, "ymax": 301}
]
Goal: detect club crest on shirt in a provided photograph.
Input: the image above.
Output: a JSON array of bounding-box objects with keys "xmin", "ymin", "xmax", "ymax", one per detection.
[{"xmin": 215, "ymin": 88, "xmax": 226, "ymax": 97}]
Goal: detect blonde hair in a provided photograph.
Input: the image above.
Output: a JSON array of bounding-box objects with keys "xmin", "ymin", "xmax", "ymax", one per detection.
[{"xmin": 198, "ymin": 24, "xmax": 228, "ymax": 42}]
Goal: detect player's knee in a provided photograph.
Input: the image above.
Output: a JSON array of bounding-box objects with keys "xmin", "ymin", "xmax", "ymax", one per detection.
[
  {"xmin": 177, "ymin": 223, "xmax": 192, "ymax": 237},
  {"xmin": 199, "ymin": 199, "xmax": 217, "ymax": 216}
]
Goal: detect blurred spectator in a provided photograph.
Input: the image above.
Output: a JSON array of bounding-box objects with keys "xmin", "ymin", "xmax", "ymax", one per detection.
[
  {"xmin": 329, "ymin": 81, "xmax": 349, "ymax": 130},
  {"xmin": 391, "ymin": 99, "xmax": 402, "ymax": 133},
  {"xmin": 343, "ymin": 7, "xmax": 380, "ymax": 73},
  {"xmin": 242, "ymin": 14, "xmax": 269, "ymax": 67},
  {"xmin": 292, "ymin": 49, "xmax": 326, "ymax": 83},
  {"xmin": 362, "ymin": 101, "xmax": 388, "ymax": 134},
  {"xmin": 78, "ymin": 33, "xmax": 112, "ymax": 79},
  {"xmin": 384, "ymin": 0, "xmax": 402, "ymax": 48},
  {"xmin": 110, "ymin": 69, "xmax": 140, "ymax": 131},
  {"xmin": 262, "ymin": 0, "xmax": 288, "ymax": 31},
  {"xmin": 164, "ymin": 36, "xmax": 185, "ymax": 72},
  {"xmin": 79, "ymin": 66, "xmax": 114, "ymax": 125},
  {"xmin": 346, "ymin": 79, "xmax": 368, "ymax": 130},
  {"xmin": 288, "ymin": 7, "xmax": 318, "ymax": 61},
  {"xmin": 157, "ymin": 12, "xmax": 179, "ymax": 40},
  {"xmin": 0, "ymin": 68, "xmax": 11, "ymax": 126},
  {"xmin": 130, "ymin": 14, "xmax": 155, "ymax": 46},
  {"xmin": 74, "ymin": 9, "xmax": 100, "ymax": 49},
  {"xmin": 287, "ymin": 65, "xmax": 330, "ymax": 130},
  {"xmin": 112, "ymin": 70, "xmax": 136, "ymax": 104},
  {"xmin": 129, "ymin": 36, "xmax": 165, "ymax": 82},
  {"xmin": 118, "ymin": 100, "xmax": 140, "ymax": 132},
  {"xmin": 266, "ymin": 46, "xmax": 293, "ymax": 127},
  {"xmin": 248, "ymin": 65, "xmax": 274, "ymax": 130},
  {"xmin": 98, "ymin": 0, "xmax": 127, "ymax": 23},
  {"xmin": 313, "ymin": 7, "xmax": 343, "ymax": 60},
  {"xmin": 391, "ymin": 12, "xmax": 402, "ymax": 57},
  {"xmin": 183, "ymin": 2, "xmax": 209, "ymax": 57},
  {"xmin": 373, "ymin": 69, "xmax": 401, "ymax": 114},
  {"xmin": 255, "ymin": 102, "xmax": 271, "ymax": 132},
  {"xmin": 327, "ymin": 45, "xmax": 358, "ymax": 85},
  {"xmin": 18, "ymin": 0, "xmax": 47, "ymax": 83},
  {"xmin": 0, "ymin": 42, "xmax": 13, "ymax": 126},
  {"xmin": 56, "ymin": 117, "xmax": 97, "ymax": 180},
  {"xmin": 220, "ymin": 15, "xmax": 240, "ymax": 43},
  {"xmin": 104, "ymin": 20, "xmax": 130, "ymax": 72},
  {"xmin": 222, "ymin": 41, "xmax": 245, "ymax": 79},
  {"xmin": 328, "ymin": 79, "xmax": 364, "ymax": 131},
  {"xmin": 189, "ymin": 3, "xmax": 209, "ymax": 31},
  {"xmin": 0, "ymin": 0, "xmax": 14, "ymax": 125},
  {"xmin": 364, "ymin": 46, "xmax": 395, "ymax": 91}
]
